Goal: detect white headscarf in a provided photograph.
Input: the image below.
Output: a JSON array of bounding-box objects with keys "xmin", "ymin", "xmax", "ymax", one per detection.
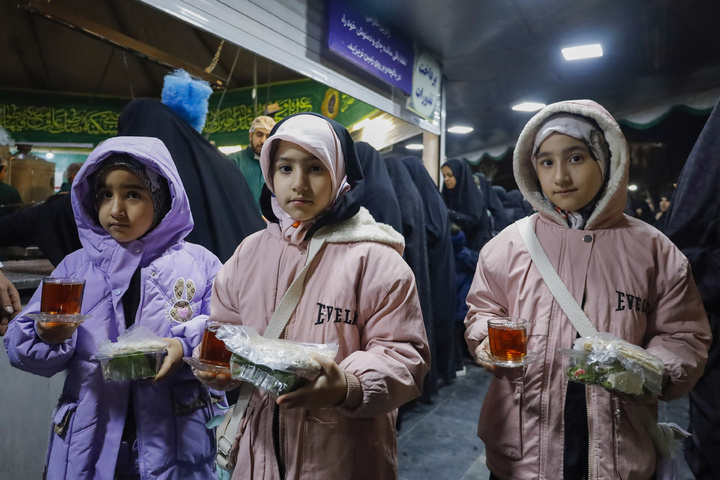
[
  {"xmin": 532, "ymin": 114, "xmax": 608, "ymax": 179},
  {"xmin": 260, "ymin": 114, "xmax": 350, "ymax": 245}
]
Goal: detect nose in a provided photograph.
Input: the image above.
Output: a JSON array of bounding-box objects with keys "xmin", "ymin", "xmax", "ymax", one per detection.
[
  {"xmin": 553, "ymin": 164, "xmax": 571, "ymax": 186},
  {"xmin": 109, "ymin": 196, "xmax": 125, "ymax": 217},
  {"xmin": 291, "ymin": 170, "xmax": 308, "ymax": 192}
]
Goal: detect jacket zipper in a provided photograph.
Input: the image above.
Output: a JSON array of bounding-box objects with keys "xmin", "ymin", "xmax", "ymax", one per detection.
[{"xmin": 586, "ymin": 386, "xmax": 593, "ymax": 479}]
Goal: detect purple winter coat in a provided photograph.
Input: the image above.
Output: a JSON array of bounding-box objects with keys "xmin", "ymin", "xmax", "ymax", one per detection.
[{"xmin": 4, "ymin": 137, "xmax": 224, "ymax": 480}]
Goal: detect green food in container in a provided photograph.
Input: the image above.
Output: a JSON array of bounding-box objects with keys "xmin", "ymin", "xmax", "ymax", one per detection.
[
  {"xmin": 99, "ymin": 350, "xmax": 167, "ymax": 381},
  {"xmin": 230, "ymin": 353, "xmax": 310, "ymax": 396}
]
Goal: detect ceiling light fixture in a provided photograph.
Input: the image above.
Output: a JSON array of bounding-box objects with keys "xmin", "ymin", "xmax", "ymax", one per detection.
[
  {"xmin": 46, "ymin": 152, "xmax": 54, "ymax": 159},
  {"xmin": 512, "ymin": 102, "xmax": 546, "ymax": 112},
  {"xmin": 628, "ymin": 184, "xmax": 638, "ymax": 191},
  {"xmin": 405, "ymin": 144, "xmax": 424, "ymax": 150},
  {"xmin": 448, "ymin": 126, "xmax": 474, "ymax": 134},
  {"xmin": 562, "ymin": 44, "xmax": 603, "ymax": 61}
]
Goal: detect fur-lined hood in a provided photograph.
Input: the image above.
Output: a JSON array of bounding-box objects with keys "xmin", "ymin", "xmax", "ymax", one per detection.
[
  {"xmin": 513, "ymin": 99, "xmax": 630, "ymax": 229},
  {"xmin": 315, "ymin": 207, "xmax": 405, "ymax": 255}
]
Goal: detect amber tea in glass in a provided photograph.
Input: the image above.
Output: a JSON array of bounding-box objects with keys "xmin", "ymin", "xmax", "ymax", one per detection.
[
  {"xmin": 200, "ymin": 321, "xmax": 232, "ymax": 366},
  {"xmin": 488, "ymin": 318, "xmax": 527, "ymax": 363},
  {"xmin": 40, "ymin": 277, "xmax": 86, "ymax": 315}
]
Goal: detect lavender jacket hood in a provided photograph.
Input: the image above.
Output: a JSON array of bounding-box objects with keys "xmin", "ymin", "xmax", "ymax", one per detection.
[{"xmin": 5, "ymin": 137, "xmax": 224, "ymax": 479}]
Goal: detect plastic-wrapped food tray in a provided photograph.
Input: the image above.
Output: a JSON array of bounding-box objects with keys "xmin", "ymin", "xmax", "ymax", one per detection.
[
  {"xmin": 230, "ymin": 354, "xmax": 312, "ymax": 396},
  {"xmin": 96, "ymin": 350, "xmax": 167, "ymax": 381}
]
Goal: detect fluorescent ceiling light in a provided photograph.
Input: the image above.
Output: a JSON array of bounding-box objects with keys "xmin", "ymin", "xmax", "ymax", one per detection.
[
  {"xmin": 45, "ymin": 152, "xmax": 54, "ymax": 159},
  {"xmin": 219, "ymin": 146, "xmax": 243, "ymax": 154},
  {"xmin": 448, "ymin": 126, "xmax": 474, "ymax": 134},
  {"xmin": 512, "ymin": 102, "xmax": 546, "ymax": 112},
  {"xmin": 628, "ymin": 184, "xmax": 638, "ymax": 191},
  {"xmin": 405, "ymin": 144, "xmax": 424, "ymax": 150},
  {"xmin": 562, "ymin": 44, "xmax": 603, "ymax": 61}
]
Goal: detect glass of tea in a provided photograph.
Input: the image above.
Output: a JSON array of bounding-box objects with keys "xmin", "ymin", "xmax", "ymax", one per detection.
[
  {"xmin": 199, "ymin": 321, "xmax": 232, "ymax": 367},
  {"xmin": 40, "ymin": 277, "xmax": 86, "ymax": 315},
  {"xmin": 487, "ymin": 317, "xmax": 527, "ymax": 365}
]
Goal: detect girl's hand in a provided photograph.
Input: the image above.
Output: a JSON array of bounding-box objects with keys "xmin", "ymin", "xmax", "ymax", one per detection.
[
  {"xmin": 36, "ymin": 321, "xmax": 80, "ymax": 343},
  {"xmin": 276, "ymin": 354, "xmax": 347, "ymax": 409},
  {"xmin": 154, "ymin": 338, "xmax": 184, "ymax": 382},
  {"xmin": 193, "ymin": 368, "xmax": 242, "ymax": 391}
]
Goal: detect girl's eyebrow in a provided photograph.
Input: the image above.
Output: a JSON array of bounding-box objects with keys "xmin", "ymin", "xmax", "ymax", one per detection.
[{"xmin": 536, "ymin": 144, "xmax": 589, "ymax": 158}]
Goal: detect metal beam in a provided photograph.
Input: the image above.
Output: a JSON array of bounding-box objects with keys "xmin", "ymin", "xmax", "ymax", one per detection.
[{"xmin": 23, "ymin": 0, "xmax": 224, "ymax": 87}]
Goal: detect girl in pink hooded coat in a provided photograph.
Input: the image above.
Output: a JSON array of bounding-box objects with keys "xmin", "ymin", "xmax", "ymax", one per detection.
[
  {"xmin": 205, "ymin": 113, "xmax": 430, "ymax": 479},
  {"xmin": 464, "ymin": 100, "xmax": 711, "ymax": 479}
]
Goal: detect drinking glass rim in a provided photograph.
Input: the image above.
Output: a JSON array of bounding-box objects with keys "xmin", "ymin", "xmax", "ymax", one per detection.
[
  {"xmin": 43, "ymin": 277, "xmax": 86, "ymax": 285},
  {"xmin": 488, "ymin": 317, "xmax": 527, "ymax": 327}
]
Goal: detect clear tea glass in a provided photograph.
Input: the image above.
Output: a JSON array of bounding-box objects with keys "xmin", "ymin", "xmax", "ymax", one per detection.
[
  {"xmin": 487, "ymin": 317, "xmax": 527, "ymax": 364},
  {"xmin": 40, "ymin": 277, "xmax": 86, "ymax": 315},
  {"xmin": 199, "ymin": 321, "xmax": 232, "ymax": 366}
]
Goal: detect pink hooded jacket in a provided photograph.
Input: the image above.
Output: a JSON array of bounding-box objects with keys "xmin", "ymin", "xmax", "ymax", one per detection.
[
  {"xmin": 465, "ymin": 100, "xmax": 711, "ymax": 479},
  {"xmin": 210, "ymin": 112, "xmax": 429, "ymax": 479}
]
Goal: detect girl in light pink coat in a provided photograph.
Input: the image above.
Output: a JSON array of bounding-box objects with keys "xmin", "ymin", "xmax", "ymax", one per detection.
[
  {"xmin": 465, "ymin": 100, "xmax": 711, "ymax": 479},
  {"xmin": 205, "ymin": 113, "xmax": 429, "ymax": 480}
]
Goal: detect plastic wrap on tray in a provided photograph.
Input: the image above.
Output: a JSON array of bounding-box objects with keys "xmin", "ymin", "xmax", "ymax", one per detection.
[
  {"xmin": 560, "ymin": 333, "xmax": 665, "ymax": 395},
  {"xmin": 215, "ymin": 325, "xmax": 339, "ymax": 396},
  {"xmin": 94, "ymin": 325, "xmax": 168, "ymax": 381}
]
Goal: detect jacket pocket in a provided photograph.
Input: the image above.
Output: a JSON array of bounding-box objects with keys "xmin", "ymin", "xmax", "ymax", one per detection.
[
  {"xmin": 45, "ymin": 398, "xmax": 78, "ymax": 478},
  {"xmin": 299, "ymin": 409, "xmax": 395, "ymax": 479},
  {"xmin": 479, "ymin": 379, "xmax": 524, "ymax": 461},
  {"xmin": 171, "ymin": 380, "xmax": 215, "ymax": 465}
]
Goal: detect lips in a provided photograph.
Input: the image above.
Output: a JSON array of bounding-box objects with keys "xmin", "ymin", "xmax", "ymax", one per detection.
[
  {"xmin": 555, "ymin": 189, "xmax": 577, "ymax": 195},
  {"xmin": 290, "ymin": 198, "xmax": 311, "ymax": 205}
]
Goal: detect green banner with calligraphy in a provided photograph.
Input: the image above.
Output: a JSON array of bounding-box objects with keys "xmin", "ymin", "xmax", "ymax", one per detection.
[{"xmin": 0, "ymin": 79, "xmax": 376, "ymax": 147}]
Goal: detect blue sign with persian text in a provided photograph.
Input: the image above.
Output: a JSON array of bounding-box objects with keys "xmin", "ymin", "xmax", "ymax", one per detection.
[{"xmin": 327, "ymin": 0, "xmax": 414, "ymax": 94}]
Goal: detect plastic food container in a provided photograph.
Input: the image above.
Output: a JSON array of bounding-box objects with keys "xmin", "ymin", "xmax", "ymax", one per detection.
[
  {"xmin": 230, "ymin": 353, "xmax": 315, "ymax": 396},
  {"xmin": 96, "ymin": 349, "xmax": 167, "ymax": 381}
]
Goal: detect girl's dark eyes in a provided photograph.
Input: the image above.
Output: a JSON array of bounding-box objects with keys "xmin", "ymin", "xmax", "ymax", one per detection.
[
  {"xmin": 277, "ymin": 164, "xmax": 292, "ymax": 173},
  {"xmin": 569, "ymin": 154, "xmax": 584, "ymax": 163},
  {"xmin": 539, "ymin": 159, "xmax": 553, "ymax": 167}
]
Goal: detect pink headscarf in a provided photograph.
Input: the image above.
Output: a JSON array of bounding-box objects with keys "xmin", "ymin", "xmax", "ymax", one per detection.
[{"xmin": 260, "ymin": 114, "xmax": 351, "ymax": 245}]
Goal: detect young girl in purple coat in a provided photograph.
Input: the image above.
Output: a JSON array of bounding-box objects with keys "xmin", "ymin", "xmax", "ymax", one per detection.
[{"xmin": 5, "ymin": 136, "xmax": 224, "ymax": 480}]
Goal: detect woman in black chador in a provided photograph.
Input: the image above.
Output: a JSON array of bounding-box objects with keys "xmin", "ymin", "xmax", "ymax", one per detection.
[{"xmin": 441, "ymin": 159, "xmax": 486, "ymax": 251}]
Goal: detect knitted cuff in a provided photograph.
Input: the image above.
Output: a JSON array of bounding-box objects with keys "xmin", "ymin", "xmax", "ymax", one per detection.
[{"xmin": 339, "ymin": 370, "xmax": 363, "ymax": 410}]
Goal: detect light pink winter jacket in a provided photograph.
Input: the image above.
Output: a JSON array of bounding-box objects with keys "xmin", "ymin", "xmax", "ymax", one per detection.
[
  {"xmin": 210, "ymin": 208, "xmax": 430, "ymax": 480},
  {"xmin": 465, "ymin": 100, "xmax": 711, "ymax": 480}
]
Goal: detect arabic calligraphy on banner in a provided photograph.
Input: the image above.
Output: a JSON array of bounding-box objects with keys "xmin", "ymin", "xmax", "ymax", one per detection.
[
  {"xmin": 0, "ymin": 104, "xmax": 119, "ymax": 136},
  {"xmin": 327, "ymin": 0, "xmax": 414, "ymax": 94},
  {"xmin": 0, "ymin": 79, "xmax": 377, "ymax": 145},
  {"xmin": 408, "ymin": 49, "xmax": 442, "ymax": 121}
]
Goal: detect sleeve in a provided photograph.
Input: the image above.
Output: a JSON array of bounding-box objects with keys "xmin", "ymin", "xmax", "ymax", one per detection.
[
  {"xmin": 3, "ymin": 260, "xmax": 78, "ymax": 377},
  {"xmin": 448, "ymin": 208, "xmax": 480, "ymax": 230},
  {"xmin": 0, "ymin": 201, "xmax": 40, "ymax": 248},
  {"xmin": 338, "ymin": 248, "xmax": 430, "ymax": 418},
  {"xmin": 644, "ymin": 259, "xmax": 712, "ymax": 400},
  {"xmin": 170, "ymin": 249, "xmax": 224, "ymax": 357},
  {"xmin": 463, "ymin": 247, "xmax": 510, "ymax": 355},
  {"xmin": 208, "ymin": 243, "xmax": 245, "ymax": 325}
]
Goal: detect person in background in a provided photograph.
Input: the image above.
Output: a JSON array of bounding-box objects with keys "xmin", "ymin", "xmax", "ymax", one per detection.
[
  {"xmin": 402, "ymin": 155, "xmax": 457, "ymax": 386},
  {"xmin": 449, "ymin": 224, "xmax": 478, "ymax": 371},
  {"xmin": 4, "ymin": 136, "xmax": 224, "ymax": 479},
  {"xmin": 473, "ymin": 172, "xmax": 510, "ymax": 239},
  {"xmin": 119, "ymin": 72, "xmax": 266, "ymax": 263},
  {"xmin": 465, "ymin": 99, "xmax": 710, "ymax": 479},
  {"xmin": 228, "ymin": 115, "xmax": 277, "ymax": 212},
  {"xmin": 0, "ymin": 265, "xmax": 21, "ymax": 335},
  {"xmin": 385, "ymin": 153, "xmax": 436, "ymax": 402},
  {"xmin": 653, "ymin": 190, "xmax": 673, "ymax": 229},
  {"xmin": 58, "ymin": 162, "xmax": 84, "ymax": 193},
  {"xmin": 355, "ymin": 141, "xmax": 403, "ymax": 234},
  {"xmin": 441, "ymin": 159, "xmax": 485, "ymax": 251},
  {"xmin": 0, "ymin": 154, "xmax": 22, "ymax": 216},
  {"xmin": 198, "ymin": 113, "xmax": 429, "ymax": 479},
  {"xmin": 662, "ymin": 98, "xmax": 720, "ymax": 480}
]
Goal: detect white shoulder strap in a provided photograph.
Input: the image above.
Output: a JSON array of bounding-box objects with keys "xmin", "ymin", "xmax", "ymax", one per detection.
[
  {"xmin": 515, "ymin": 217, "xmax": 598, "ymax": 337},
  {"xmin": 217, "ymin": 233, "xmax": 327, "ymax": 469}
]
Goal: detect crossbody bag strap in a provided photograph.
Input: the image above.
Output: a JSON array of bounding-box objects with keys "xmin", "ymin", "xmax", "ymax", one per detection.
[
  {"xmin": 515, "ymin": 217, "xmax": 598, "ymax": 337},
  {"xmin": 515, "ymin": 217, "xmax": 681, "ymax": 456},
  {"xmin": 217, "ymin": 233, "xmax": 328, "ymax": 468}
]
